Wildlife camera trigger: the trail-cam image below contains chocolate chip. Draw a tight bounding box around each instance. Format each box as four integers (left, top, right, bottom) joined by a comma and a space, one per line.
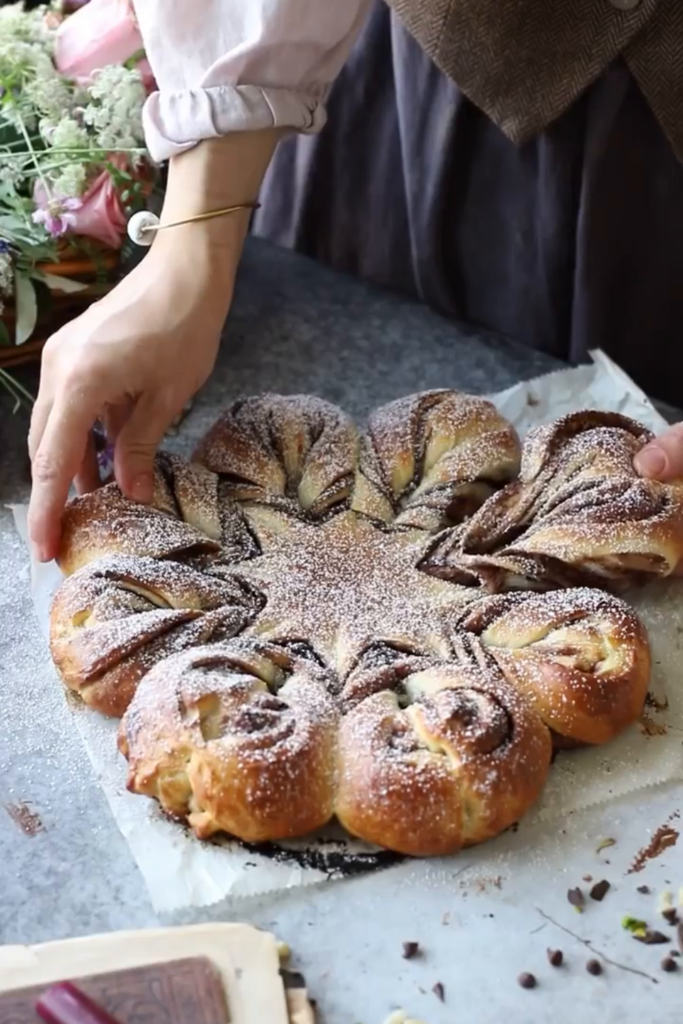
635, 930, 669, 945
586, 960, 603, 976
662, 908, 678, 925
567, 887, 585, 911
402, 941, 420, 960
661, 957, 678, 973
677, 922, 683, 954
517, 973, 537, 989
637, 885, 651, 894
547, 949, 563, 967
280, 970, 306, 989
589, 880, 611, 902
432, 982, 445, 1002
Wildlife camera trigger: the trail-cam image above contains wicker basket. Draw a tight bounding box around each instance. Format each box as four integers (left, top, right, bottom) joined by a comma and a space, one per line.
0, 248, 121, 369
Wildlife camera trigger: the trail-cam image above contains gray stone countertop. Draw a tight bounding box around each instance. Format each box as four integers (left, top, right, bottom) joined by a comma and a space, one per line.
2, 241, 680, 1024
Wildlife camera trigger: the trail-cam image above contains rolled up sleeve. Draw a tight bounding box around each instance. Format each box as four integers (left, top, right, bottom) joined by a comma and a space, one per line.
132, 0, 372, 162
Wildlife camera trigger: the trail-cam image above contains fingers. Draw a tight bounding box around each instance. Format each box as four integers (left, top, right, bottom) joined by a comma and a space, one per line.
28, 394, 99, 561
28, 400, 51, 466
103, 398, 134, 444
114, 395, 173, 503
74, 430, 101, 496
634, 423, 683, 481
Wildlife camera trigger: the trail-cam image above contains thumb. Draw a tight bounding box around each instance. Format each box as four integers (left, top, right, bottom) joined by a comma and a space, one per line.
634, 423, 683, 482
114, 397, 172, 503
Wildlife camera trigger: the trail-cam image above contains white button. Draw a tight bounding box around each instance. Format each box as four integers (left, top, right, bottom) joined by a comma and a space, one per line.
608, 0, 640, 10
127, 210, 159, 246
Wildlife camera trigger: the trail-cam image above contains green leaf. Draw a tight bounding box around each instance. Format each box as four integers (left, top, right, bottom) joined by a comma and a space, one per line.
33, 270, 89, 293
124, 48, 147, 71
622, 916, 648, 938
14, 273, 37, 345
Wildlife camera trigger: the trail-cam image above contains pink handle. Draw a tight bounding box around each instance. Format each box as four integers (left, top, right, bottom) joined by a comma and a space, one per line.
36, 982, 124, 1024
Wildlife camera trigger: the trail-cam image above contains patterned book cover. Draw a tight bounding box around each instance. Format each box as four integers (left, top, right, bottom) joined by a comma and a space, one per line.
0, 955, 229, 1023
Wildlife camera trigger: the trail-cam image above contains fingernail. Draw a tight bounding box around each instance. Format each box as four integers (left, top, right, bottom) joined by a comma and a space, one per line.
32, 543, 47, 563
635, 446, 667, 479
130, 474, 153, 502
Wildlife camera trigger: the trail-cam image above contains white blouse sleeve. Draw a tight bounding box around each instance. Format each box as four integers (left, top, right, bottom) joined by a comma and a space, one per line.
132, 0, 372, 162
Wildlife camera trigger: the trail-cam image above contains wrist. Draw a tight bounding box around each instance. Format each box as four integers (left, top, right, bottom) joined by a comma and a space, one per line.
154, 129, 281, 257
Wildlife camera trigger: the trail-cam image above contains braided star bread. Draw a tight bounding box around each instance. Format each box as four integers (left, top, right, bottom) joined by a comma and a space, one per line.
49, 392, 673, 857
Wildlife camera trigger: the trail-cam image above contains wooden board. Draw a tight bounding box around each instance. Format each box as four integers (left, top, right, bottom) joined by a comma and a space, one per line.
0, 956, 228, 1023
0, 924, 312, 1024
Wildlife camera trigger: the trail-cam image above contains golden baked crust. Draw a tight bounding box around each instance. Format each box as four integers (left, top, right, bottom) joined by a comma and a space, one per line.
350, 391, 521, 530
423, 411, 683, 589
119, 641, 339, 843
50, 555, 263, 717
457, 589, 651, 745
50, 392, 665, 856
336, 664, 552, 856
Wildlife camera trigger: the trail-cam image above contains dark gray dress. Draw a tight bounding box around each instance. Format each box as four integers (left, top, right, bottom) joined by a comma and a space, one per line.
252, 0, 683, 406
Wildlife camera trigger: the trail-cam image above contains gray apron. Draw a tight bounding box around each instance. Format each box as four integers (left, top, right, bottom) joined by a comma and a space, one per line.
252, 0, 682, 406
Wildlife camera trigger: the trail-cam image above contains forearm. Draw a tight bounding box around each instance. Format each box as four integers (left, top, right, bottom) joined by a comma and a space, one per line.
152, 128, 282, 270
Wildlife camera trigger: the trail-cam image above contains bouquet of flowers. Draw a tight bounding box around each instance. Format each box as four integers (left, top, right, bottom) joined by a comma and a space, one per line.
0, 0, 158, 409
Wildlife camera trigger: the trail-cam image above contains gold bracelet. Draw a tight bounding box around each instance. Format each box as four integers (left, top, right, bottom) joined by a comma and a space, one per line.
127, 202, 261, 246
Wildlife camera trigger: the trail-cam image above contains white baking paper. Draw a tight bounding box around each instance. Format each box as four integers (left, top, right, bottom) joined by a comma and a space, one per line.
11, 350, 683, 912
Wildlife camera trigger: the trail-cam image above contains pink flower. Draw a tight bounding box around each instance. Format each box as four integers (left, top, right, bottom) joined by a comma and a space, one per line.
32, 197, 82, 237
54, 0, 155, 91
34, 171, 127, 249
69, 170, 128, 248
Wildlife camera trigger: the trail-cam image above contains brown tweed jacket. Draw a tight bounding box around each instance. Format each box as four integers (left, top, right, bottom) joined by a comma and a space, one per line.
385, 0, 683, 161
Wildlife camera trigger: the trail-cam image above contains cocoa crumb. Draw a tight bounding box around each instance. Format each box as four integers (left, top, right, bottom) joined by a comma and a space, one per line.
635, 930, 669, 946
661, 957, 678, 973
586, 960, 603, 976
628, 816, 680, 874
637, 885, 651, 895
3, 802, 44, 837
567, 887, 585, 912
662, 908, 678, 926
547, 949, 563, 967
402, 942, 420, 960
582, 875, 593, 883
517, 973, 537, 989
432, 982, 445, 1003
590, 880, 611, 902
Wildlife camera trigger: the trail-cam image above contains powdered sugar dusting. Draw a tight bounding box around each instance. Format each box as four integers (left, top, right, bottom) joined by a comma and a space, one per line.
46, 392, 678, 856
429, 411, 683, 589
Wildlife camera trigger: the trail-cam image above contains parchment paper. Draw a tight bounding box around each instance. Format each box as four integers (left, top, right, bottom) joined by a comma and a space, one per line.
11, 350, 683, 912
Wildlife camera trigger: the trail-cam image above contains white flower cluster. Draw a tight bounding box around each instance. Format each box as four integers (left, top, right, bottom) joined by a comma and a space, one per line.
25, 57, 72, 125
0, 36, 68, 130
0, 2, 53, 51
83, 65, 146, 154
0, 250, 13, 317
39, 114, 89, 196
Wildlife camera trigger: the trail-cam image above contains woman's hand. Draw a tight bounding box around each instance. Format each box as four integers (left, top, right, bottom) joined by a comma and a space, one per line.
27, 129, 281, 563
27, 233, 232, 562
634, 424, 683, 481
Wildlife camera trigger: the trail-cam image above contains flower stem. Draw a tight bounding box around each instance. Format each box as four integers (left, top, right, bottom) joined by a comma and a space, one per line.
0, 144, 147, 155
0, 368, 35, 412
14, 111, 52, 201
